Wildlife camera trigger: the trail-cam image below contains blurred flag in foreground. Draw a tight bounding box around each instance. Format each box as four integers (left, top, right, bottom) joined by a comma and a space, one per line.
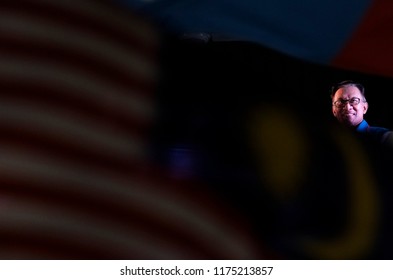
2, 0, 393, 260
0, 0, 266, 259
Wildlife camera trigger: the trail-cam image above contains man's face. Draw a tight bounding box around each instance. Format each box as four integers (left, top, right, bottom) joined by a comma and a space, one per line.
332, 85, 368, 127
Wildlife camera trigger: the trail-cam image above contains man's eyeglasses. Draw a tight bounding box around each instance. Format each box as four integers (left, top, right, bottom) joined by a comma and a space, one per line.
333, 97, 363, 108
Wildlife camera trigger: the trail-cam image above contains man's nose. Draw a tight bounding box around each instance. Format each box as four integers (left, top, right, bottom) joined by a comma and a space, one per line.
344, 101, 353, 109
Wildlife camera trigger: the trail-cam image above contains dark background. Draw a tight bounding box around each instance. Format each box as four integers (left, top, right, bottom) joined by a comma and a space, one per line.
150, 33, 393, 259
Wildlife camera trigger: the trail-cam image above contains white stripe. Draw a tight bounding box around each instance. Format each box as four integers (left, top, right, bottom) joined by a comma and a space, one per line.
0, 100, 146, 160
0, 12, 157, 82
0, 146, 259, 259
0, 57, 154, 121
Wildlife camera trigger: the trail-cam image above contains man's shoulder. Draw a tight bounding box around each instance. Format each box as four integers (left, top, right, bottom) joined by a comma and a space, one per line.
367, 125, 391, 145
367, 125, 390, 134
381, 131, 393, 147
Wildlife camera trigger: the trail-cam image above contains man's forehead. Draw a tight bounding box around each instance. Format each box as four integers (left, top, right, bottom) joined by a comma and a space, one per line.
335, 86, 362, 97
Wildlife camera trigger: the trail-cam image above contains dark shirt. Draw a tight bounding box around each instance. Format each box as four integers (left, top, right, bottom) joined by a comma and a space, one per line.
356, 119, 391, 144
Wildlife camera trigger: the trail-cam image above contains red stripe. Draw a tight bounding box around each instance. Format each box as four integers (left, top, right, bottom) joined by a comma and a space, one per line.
0, 38, 155, 95
0, 101, 147, 157
0, 230, 217, 259
0, 87, 151, 137
0, 132, 145, 174
0, 231, 126, 259
332, 0, 393, 77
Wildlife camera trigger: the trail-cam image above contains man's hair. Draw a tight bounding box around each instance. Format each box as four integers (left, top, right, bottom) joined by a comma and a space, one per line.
330, 80, 366, 100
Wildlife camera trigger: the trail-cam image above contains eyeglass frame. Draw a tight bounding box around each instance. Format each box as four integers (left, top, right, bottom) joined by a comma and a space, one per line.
332, 97, 367, 108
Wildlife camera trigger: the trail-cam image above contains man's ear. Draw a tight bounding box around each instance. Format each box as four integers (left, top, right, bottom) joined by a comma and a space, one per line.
332, 106, 338, 117
363, 102, 369, 114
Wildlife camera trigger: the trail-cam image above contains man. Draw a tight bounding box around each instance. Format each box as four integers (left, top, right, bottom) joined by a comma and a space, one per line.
331, 80, 392, 145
